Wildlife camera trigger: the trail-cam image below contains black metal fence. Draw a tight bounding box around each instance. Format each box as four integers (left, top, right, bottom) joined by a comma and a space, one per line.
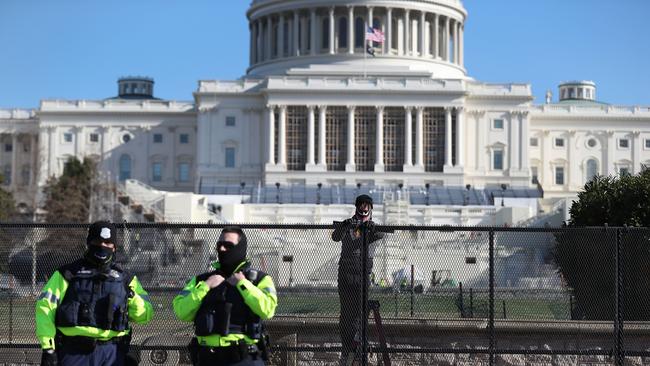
0, 223, 649, 366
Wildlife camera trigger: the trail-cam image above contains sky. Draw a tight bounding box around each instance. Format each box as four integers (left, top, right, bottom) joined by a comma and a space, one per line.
0, 0, 648, 109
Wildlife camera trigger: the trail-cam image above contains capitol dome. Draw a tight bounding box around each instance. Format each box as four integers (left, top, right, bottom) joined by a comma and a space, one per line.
246, 0, 467, 79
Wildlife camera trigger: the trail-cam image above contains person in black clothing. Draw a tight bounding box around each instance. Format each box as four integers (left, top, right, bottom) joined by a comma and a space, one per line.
331, 194, 385, 365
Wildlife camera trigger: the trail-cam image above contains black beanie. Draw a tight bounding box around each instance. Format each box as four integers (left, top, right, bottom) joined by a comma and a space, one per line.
355, 194, 373, 209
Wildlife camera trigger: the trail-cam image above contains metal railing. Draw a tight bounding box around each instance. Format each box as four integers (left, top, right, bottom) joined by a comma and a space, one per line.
0, 223, 647, 366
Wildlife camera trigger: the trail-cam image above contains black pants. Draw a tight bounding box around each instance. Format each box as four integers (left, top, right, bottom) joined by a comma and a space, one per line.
337, 267, 367, 356
197, 347, 265, 366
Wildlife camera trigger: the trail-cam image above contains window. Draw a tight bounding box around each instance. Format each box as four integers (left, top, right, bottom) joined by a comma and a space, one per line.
555, 167, 564, 185
63, 133, 73, 143
554, 138, 564, 147
493, 150, 503, 170
586, 159, 598, 182
179, 134, 189, 144
3, 166, 11, 185
225, 116, 236, 127
619, 139, 629, 148
645, 139, 650, 149
178, 163, 190, 182
89, 133, 99, 143
119, 155, 131, 181
531, 167, 538, 184
21, 166, 29, 185
152, 163, 162, 182
338, 17, 348, 49
620, 167, 630, 176
587, 138, 597, 148
493, 119, 504, 129
4, 144, 12, 152
153, 134, 163, 143
225, 147, 236, 168
122, 134, 131, 143
529, 138, 538, 147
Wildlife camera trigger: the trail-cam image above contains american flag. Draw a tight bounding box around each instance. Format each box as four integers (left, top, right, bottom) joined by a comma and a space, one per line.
365, 26, 385, 43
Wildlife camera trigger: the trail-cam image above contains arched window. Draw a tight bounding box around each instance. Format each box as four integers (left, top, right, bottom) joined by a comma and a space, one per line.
322, 18, 330, 50
338, 17, 348, 49
586, 159, 598, 183
354, 17, 364, 48
119, 154, 132, 181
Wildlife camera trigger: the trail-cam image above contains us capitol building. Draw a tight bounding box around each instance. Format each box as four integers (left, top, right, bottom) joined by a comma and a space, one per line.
2, 0, 649, 221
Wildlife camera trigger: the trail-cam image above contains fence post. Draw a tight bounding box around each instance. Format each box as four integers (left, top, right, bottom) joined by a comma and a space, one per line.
361, 224, 369, 366
410, 264, 414, 318
489, 229, 495, 366
614, 228, 623, 366
469, 288, 474, 318
458, 282, 464, 318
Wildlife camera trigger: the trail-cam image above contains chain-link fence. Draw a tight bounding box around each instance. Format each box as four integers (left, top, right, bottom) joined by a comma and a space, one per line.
0, 223, 648, 366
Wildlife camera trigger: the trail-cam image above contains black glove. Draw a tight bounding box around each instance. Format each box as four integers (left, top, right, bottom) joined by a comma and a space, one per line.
41, 349, 58, 366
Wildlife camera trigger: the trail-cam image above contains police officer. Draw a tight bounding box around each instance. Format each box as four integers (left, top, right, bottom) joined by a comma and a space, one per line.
332, 194, 385, 365
173, 226, 277, 366
35, 220, 154, 366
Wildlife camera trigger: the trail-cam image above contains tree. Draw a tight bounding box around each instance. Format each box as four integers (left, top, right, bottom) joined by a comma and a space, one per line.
0, 174, 18, 272
554, 170, 650, 320
36, 157, 113, 270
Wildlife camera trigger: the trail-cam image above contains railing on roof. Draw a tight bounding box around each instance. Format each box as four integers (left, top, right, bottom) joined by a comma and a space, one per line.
198, 183, 541, 206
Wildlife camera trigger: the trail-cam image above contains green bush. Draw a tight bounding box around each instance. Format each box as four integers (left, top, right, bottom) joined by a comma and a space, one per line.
554, 170, 650, 320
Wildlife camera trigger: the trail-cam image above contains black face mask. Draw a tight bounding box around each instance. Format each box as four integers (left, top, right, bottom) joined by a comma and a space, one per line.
217, 234, 247, 276
85, 245, 114, 267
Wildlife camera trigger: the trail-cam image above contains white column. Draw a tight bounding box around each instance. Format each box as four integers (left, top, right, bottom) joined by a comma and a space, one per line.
278, 106, 287, 167
520, 112, 529, 170
416, 107, 424, 167
455, 107, 464, 168
444, 17, 450, 61
346, 105, 355, 170
475, 112, 485, 172
404, 107, 413, 167
329, 7, 335, 54
633, 131, 641, 174
30, 134, 37, 186
403, 10, 410, 56
278, 14, 285, 58
444, 107, 453, 167
433, 14, 439, 58
419, 12, 426, 57
307, 105, 316, 166
310, 9, 317, 55
266, 106, 275, 166
10, 134, 18, 187
566, 130, 575, 189
49, 127, 59, 176
266, 17, 272, 61
374, 106, 384, 171
293, 12, 300, 56
509, 112, 519, 171
318, 106, 327, 167
454, 20, 460, 64
606, 131, 615, 175
300, 15, 308, 54
250, 23, 255, 65
256, 20, 263, 62
348, 6, 354, 54
541, 130, 550, 186
458, 24, 465, 66
75, 126, 84, 158
386, 8, 393, 54
367, 7, 373, 28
